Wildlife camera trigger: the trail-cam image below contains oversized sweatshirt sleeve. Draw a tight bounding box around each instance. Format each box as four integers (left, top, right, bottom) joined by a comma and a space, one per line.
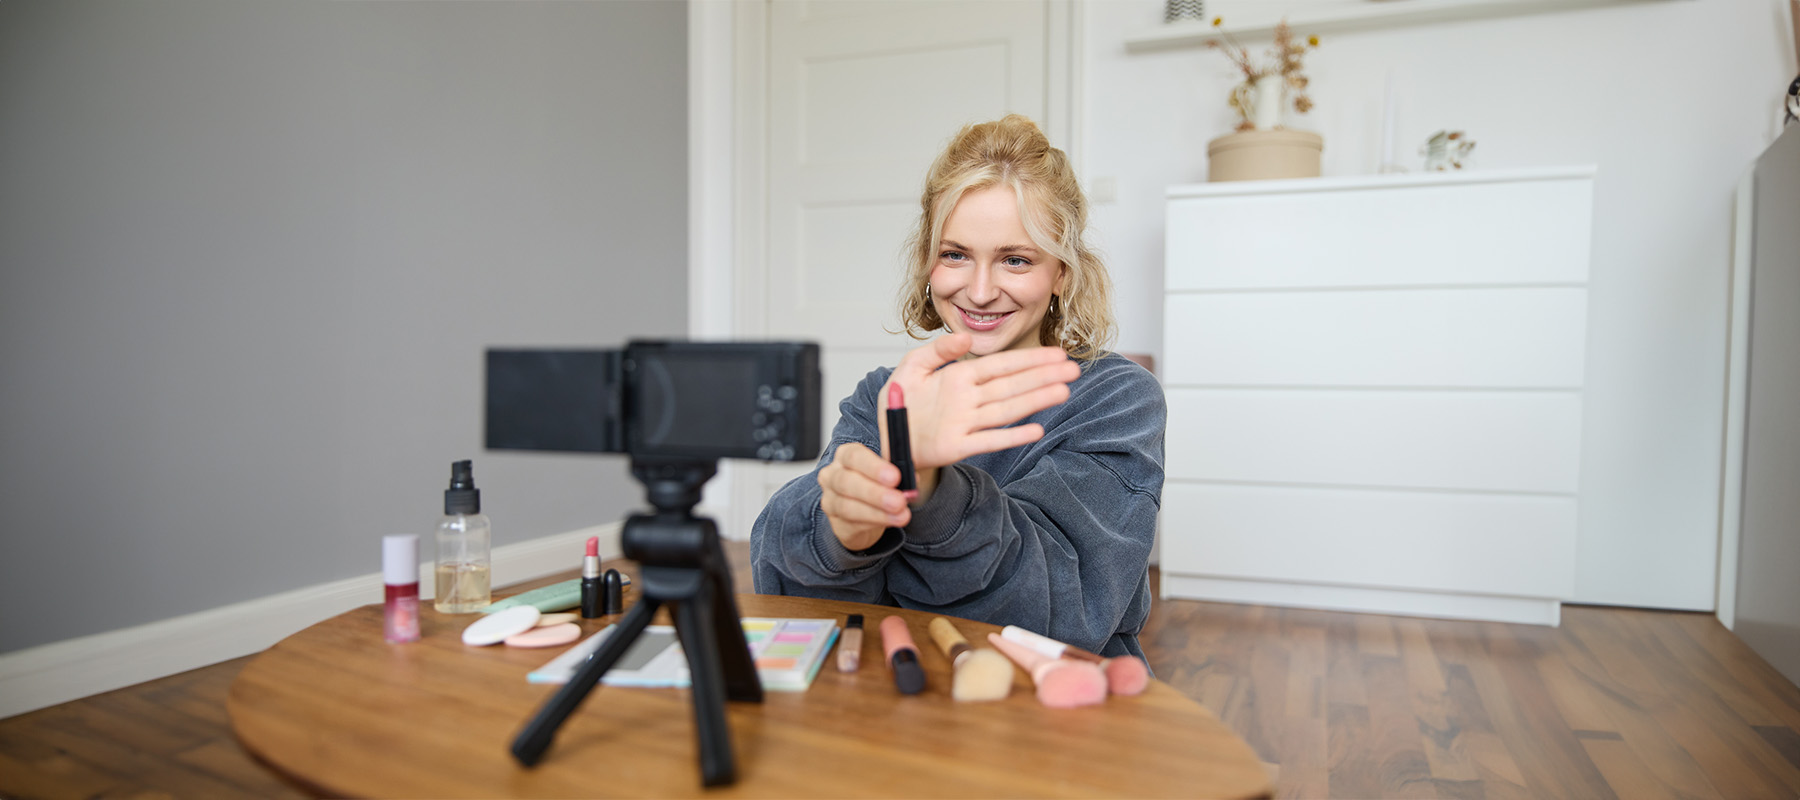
749, 367, 902, 605
883, 358, 1166, 657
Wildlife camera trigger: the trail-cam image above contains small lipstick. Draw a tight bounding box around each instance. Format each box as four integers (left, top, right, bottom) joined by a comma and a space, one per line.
886, 383, 918, 501
880, 616, 926, 694
579, 536, 602, 619
837, 614, 864, 672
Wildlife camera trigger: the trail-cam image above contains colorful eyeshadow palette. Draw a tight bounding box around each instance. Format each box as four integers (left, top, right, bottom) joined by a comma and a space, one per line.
740, 618, 839, 691
529, 618, 840, 692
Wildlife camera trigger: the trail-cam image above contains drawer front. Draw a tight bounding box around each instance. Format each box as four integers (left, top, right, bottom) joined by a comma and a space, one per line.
1163, 288, 1588, 388
1166, 177, 1594, 290
1164, 388, 1583, 494
1159, 482, 1576, 599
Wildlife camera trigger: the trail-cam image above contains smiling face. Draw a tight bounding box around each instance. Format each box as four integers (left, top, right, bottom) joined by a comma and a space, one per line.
928, 185, 1067, 356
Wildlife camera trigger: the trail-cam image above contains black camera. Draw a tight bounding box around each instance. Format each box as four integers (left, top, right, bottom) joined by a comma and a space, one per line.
483, 341, 821, 463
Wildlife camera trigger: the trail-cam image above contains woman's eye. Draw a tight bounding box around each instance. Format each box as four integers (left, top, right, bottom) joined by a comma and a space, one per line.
940, 251, 967, 263
1004, 256, 1031, 268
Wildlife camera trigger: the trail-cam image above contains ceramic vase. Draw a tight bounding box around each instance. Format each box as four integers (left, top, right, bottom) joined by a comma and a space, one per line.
1251, 74, 1285, 130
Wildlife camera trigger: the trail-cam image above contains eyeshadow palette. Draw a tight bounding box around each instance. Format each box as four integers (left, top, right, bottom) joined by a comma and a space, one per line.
529, 618, 840, 692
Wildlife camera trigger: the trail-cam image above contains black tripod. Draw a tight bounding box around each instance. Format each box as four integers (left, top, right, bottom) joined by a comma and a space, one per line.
509, 460, 763, 787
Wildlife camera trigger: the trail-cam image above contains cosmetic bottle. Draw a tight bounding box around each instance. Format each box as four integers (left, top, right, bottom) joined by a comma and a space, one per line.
434, 459, 492, 613
383, 534, 421, 643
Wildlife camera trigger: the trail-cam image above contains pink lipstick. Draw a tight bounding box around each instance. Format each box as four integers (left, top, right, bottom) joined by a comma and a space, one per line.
886, 383, 918, 500
579, 536, 602, 618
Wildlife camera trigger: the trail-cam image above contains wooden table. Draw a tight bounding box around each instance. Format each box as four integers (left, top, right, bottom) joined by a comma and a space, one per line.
229, 591, 1272, 798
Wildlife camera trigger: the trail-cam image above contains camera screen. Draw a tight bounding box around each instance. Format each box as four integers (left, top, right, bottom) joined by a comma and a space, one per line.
633, 353, 761, 455
485, 341, 818, 462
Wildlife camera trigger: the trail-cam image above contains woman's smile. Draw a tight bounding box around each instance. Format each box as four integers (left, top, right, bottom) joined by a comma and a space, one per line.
956, 306, 1014, 331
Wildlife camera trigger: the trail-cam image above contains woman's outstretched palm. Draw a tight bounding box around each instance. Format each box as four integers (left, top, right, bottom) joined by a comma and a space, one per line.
880, 333, 1079, 489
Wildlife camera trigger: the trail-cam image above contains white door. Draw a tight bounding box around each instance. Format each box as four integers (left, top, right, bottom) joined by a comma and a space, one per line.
730, 0, 1073, 535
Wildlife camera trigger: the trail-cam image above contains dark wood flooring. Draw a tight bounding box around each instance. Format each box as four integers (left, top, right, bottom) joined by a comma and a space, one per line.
3, 544, 1799, 799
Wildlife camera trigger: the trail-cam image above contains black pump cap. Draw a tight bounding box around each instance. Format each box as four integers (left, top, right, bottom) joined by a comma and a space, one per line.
445, 459, 481, 514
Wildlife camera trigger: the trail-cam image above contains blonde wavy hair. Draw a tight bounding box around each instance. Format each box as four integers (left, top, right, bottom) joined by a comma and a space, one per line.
896, 115, 1117, 361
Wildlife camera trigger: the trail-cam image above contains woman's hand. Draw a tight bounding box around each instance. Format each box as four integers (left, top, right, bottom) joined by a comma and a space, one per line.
879, 333, 1080, 501
817, 442, 909, 552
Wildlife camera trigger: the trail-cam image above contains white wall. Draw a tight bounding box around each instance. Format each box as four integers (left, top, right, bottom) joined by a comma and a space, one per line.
1083, 0, 1794, 609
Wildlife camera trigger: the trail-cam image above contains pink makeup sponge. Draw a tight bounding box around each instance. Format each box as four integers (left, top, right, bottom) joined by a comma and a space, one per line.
1103, 656, 1150, 696
987, 633, 1106, 708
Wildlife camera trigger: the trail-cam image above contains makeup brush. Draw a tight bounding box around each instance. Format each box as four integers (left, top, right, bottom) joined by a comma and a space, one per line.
1000, 625, 1150, 696
926, 618, 1013, 702
986, 633, 1107, 708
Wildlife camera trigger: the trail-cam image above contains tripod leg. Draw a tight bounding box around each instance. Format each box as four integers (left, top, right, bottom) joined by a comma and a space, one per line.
708, 568, 764, 702
672, 589, 737, 787
511, 598, 660, 766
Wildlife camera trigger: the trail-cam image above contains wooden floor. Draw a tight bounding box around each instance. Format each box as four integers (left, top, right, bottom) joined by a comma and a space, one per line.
4, 547, 1800, 799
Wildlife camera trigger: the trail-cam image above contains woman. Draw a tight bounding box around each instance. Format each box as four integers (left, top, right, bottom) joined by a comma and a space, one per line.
750, 115, 1165, 659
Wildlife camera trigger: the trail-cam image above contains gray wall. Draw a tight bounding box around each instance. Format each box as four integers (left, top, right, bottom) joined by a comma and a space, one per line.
0, 1, 688, 652
1736, 123, 1800, 687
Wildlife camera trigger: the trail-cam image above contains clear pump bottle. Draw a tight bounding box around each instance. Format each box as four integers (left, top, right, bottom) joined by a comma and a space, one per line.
434, 459, 492, 613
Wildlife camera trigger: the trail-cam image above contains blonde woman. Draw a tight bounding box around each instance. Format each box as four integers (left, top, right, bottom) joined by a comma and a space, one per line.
751, 116, 1165, 659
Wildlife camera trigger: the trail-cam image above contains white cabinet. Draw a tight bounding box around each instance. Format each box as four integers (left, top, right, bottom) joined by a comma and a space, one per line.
1159, 167, 1596, 625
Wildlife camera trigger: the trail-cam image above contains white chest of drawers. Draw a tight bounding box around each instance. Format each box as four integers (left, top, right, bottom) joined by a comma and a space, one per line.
1159, 167, 1596, 625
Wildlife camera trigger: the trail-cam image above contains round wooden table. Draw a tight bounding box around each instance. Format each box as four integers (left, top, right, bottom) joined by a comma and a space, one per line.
229, 593, 1271, 798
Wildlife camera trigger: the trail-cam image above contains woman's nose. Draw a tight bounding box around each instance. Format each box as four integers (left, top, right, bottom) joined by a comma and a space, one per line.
968, 265, 999, 304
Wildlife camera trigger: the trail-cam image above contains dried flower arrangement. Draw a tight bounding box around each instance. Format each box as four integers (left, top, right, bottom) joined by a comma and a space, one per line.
1209, 17, 1319, 131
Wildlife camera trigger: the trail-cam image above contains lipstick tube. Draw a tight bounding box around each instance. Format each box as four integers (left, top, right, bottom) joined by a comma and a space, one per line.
886, 384, 918, 500
880, 616, 926, 694
579, 536, 602, 618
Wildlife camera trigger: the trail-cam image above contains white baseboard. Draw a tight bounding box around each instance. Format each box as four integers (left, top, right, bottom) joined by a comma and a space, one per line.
0, 523, 622, 720
1161, 573, 1562, 626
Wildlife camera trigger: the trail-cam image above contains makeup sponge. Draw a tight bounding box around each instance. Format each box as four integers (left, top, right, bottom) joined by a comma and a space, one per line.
505, 623, 582, 649
462, 605, 541, 646
953, 648, 1016, 702
988, 633, 1107, 708
1103, 656, 1150, 696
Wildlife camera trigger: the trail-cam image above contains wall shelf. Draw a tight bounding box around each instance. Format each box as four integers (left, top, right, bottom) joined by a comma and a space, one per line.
1125, 0, 1677, 52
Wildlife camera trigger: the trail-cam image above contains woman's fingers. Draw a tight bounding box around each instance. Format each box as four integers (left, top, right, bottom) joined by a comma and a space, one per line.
897, 332, 972, 379
951, 423, 1047, 460
969, 359, 1080, 406
834, 442, 901, 491
972, 382, 1073, 431
961, 345, 1071, 382
818, 444, 907, 525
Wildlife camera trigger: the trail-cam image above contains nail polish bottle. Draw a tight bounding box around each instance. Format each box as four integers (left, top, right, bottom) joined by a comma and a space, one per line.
383, 534, 421, 643
434, 460, 492, 613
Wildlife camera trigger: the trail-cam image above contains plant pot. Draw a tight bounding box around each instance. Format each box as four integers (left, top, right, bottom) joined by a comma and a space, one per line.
1207, 129, 1323, 182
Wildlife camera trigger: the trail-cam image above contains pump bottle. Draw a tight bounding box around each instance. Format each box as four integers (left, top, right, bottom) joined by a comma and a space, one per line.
434, 459, 492, 613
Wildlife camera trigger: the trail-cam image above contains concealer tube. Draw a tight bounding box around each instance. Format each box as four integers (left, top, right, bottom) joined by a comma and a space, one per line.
837, 614, 864, 672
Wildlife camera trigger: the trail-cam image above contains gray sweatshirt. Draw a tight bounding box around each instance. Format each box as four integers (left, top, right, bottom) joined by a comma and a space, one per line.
750, 352, 1166, 659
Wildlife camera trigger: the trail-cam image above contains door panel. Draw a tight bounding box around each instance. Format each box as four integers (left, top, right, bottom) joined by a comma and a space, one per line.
739, 1, 1059, 524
